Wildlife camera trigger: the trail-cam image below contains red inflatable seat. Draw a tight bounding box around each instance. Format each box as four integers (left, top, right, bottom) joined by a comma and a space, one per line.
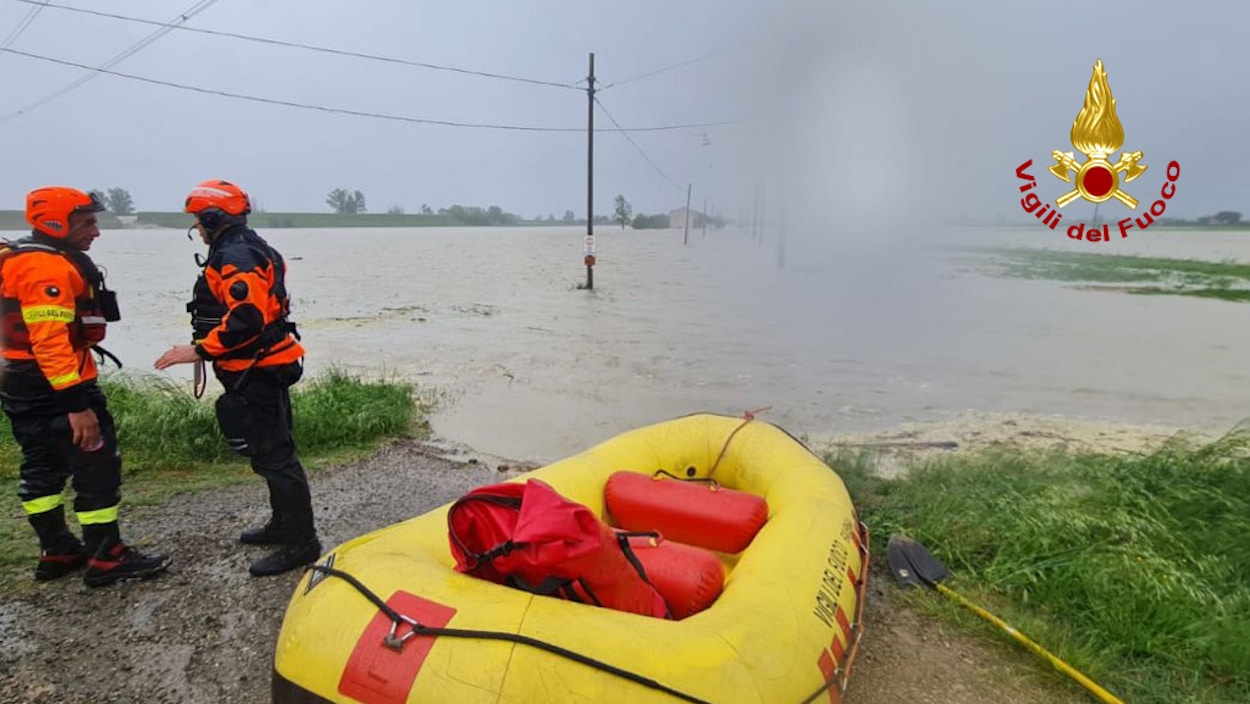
605, 471, 768, 554
620, 532, 725, 620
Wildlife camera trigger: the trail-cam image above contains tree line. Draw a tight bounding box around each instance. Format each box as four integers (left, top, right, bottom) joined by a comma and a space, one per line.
72, 185, 723, 230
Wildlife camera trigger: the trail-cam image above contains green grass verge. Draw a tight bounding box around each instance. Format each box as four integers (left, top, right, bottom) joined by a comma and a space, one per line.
971, 247, 1250, 303
831, 435, 1250, 704
0, 367, 426, 592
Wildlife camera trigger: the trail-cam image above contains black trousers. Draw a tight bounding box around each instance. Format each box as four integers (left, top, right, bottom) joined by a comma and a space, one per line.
3, 382, 122, 549
216, 363, 316, 541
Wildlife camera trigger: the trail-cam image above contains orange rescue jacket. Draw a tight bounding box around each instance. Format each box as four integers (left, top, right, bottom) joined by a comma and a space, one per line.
0, 236, 117, 410
188, 225, 303, 373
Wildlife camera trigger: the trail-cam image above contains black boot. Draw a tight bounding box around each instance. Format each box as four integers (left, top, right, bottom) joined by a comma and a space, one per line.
82, 522, 172, 588
249, 536, 322, 577
248, 507, 320, 577
29, 506, 87, 581
240, 514, 286, 545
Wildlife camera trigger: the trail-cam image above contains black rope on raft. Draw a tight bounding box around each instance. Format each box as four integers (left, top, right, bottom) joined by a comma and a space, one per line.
305, 564, 714, 704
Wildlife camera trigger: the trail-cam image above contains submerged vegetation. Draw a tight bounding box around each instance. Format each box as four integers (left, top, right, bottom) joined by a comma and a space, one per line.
0, 368, 422, 590
973, 247, 1250, 303
832, 433, 1250, 704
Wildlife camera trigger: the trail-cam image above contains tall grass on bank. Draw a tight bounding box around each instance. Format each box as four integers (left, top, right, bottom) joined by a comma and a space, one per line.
833, 434, 1250, 704
0, 368, 420, 589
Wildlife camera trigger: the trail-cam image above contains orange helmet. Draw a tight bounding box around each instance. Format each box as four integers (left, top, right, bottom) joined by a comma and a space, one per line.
184, 179, 251, 218
26, 186, 106, 238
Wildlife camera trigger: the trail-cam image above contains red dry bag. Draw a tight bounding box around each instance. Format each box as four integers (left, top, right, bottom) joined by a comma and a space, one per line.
447, 479, 670, 619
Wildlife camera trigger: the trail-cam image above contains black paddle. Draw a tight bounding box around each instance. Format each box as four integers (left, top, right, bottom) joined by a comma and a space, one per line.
886, 535, 1126, 704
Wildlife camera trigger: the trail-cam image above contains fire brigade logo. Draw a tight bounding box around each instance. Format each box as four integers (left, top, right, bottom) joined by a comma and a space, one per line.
1048, 59, 1146, 209
1015, 58, 1180, 242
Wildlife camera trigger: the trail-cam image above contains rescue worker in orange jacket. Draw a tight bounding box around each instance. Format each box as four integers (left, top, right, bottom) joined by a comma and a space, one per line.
154, 179, 321, 577
2, 186, 171, 587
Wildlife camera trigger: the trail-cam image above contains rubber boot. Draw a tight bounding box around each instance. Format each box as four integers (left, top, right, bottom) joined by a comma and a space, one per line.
249, 510, 321, 577
240, 514, 286, 545
82, 522, 172, 588
29, 506, 87, 581
241, 485, 286, 544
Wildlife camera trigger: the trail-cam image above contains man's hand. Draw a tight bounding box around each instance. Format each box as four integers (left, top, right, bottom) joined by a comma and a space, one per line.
154, 344, 200, 370
68, 409, 101, 451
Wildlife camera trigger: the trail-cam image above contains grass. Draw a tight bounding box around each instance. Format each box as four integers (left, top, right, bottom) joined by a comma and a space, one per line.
0, 367, 425, 591
974, 247, 1250, 303
831, 434, 1250, 704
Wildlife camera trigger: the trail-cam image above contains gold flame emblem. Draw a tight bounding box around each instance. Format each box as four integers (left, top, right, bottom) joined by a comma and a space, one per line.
1048, 59, 1147, 208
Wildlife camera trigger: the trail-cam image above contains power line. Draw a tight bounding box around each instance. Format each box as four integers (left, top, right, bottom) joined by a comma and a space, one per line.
8, 0, 581, 91
598, 47, 737, 92
0, 45, 748, 133
594, 96, 683, 191
2, 0, 221, 120
0, 0, 47, 49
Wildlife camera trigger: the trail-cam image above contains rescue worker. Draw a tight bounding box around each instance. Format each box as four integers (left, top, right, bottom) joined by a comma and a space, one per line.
2, 186, 171, 587
153, 179, 321, 577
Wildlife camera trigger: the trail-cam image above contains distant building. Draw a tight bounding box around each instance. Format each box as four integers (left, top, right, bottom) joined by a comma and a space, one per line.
667, 207, 707, 229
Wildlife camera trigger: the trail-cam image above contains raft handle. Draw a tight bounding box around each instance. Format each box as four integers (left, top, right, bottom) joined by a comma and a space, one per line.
384, 614, 421, 652
652, 469, 721, 491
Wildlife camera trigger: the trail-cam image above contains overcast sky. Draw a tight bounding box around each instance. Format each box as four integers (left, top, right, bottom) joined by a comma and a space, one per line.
0, 0, 1245, 224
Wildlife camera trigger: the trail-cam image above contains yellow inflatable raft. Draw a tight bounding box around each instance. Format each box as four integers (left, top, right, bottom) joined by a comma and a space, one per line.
273, 412, 870, 704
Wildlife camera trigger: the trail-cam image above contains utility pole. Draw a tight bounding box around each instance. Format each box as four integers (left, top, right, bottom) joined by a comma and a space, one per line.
777, 192, 787, 270
683, 183, 692, 246
702, 196, 707, 238
758, 183, 766, 246
751, 182, 760, 241
583, 52, 596, 290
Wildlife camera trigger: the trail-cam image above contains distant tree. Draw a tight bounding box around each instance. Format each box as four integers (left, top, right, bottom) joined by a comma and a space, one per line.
1212, 210, 1242, 225
105, 187, 134, 215
421, 203, 433, 215
613, 195, 633, 230
562, 210, 575, 222
326, 188, 350, 214
386, 204, 405, 215
547, 214, 555, 222
487, 205, 504, 224
326, 188, 367, 214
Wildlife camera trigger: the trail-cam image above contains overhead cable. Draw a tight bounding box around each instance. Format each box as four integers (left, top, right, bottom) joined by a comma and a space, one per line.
8, 0, 580, 91
1, 45, 749, 133
1, 0, 222, 120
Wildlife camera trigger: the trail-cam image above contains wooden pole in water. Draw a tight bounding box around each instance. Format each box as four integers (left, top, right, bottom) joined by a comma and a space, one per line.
778, 197, 786, 269
584, 52, 596, 290
751, 182, 760, 241
683, 183, 692, 246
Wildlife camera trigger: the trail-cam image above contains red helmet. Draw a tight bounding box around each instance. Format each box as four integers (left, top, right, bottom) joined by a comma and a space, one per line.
26, 186, 106, 238
184, 179, 251, 217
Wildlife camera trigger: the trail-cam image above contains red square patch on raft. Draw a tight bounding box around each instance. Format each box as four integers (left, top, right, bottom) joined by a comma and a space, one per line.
338, 591, 457, 704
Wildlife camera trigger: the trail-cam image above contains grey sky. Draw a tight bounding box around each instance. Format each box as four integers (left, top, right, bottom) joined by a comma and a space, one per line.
0, 0, 1245, 224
